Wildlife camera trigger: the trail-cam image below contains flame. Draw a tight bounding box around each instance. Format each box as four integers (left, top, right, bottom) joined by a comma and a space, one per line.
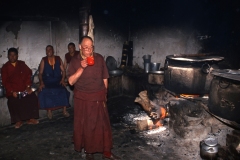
147, 107, 166, 130
148, 119, 163, 130
160, 107, 166, 120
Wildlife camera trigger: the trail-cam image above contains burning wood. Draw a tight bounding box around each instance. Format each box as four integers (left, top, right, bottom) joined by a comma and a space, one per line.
135, 90, 167, 130
134, 90, 153, 116
135, 90, 167, 120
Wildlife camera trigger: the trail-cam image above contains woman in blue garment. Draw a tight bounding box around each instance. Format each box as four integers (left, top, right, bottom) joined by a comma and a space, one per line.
38, 45, 70, 119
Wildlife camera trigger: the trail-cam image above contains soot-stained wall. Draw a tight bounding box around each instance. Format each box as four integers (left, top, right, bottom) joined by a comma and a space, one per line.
0, 0, 239, 126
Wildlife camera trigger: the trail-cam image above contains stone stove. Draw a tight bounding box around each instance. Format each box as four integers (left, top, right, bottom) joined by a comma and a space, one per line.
131, 72, 240, 159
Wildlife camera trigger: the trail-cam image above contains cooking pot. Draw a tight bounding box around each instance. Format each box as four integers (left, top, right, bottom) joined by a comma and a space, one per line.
164, 54, 224, 95
200, 137, 219, 160
208, 69, 240, 123
148, 71, 164, 85
150, 62, 160, 71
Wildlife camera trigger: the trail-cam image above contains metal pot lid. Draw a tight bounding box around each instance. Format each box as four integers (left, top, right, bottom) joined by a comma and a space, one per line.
106, 56, 117, 71
204, 137, 218, 146
166, 54, 224, 62
211, 69, 240, 81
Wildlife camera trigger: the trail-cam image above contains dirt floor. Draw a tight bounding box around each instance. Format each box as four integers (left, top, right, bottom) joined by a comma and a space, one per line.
0, 96, 233, 160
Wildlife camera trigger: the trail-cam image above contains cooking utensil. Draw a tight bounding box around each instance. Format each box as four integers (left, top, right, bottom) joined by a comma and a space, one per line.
144, 63, 150, 73
108, 69, 123, 76
200, 137, 219, 159
142, 55, 151, 63
148, 71, 164, 74
208, 70, 240, 123
164, 54, 224, 94
106, 56, 117, 71
150, 62, 160, 71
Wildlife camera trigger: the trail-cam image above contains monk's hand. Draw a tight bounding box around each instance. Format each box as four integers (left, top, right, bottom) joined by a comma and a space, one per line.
12, 92, 17, 98
39, 83, 45, 92
26, 86, 32, 94
80, 59, 88, 70
60, 79, 66, 87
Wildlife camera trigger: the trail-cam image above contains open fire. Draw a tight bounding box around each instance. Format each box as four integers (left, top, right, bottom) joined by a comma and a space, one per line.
134, 90, 169, 131
130, 54, 240, 159
133, 85, 239, 159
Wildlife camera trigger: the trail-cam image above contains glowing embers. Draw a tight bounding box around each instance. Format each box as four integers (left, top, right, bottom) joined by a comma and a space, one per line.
135, 107, 167, 131
179, 94, 200, 99
175, 94, 209, 100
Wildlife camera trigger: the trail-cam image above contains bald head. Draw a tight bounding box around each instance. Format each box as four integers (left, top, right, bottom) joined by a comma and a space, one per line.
79, 36, 94, 58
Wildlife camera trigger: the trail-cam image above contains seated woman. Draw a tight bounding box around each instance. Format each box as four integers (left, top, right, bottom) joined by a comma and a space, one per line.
38, 45, 70, 119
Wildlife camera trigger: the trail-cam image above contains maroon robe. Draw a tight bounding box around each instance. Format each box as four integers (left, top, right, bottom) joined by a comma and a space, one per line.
1, 60, 39, 123
68, 53, 112, 153
65, 51, 79, 90
65, 51, 79, 64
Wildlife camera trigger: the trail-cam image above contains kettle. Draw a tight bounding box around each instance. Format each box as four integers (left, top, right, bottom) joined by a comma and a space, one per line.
200, 137, 219, 160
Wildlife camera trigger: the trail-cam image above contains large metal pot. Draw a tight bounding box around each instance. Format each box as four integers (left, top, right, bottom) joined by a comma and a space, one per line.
208, 69, 240, 123
164, 54, 224, 94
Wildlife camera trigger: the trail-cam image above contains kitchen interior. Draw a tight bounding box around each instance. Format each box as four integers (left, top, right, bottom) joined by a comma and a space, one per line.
0, 0, 240, 159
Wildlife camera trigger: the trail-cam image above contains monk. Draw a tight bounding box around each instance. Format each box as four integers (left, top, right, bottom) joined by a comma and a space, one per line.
68, 36, 120, 160
38, 45, 70, 119
1, 47, 39, 129
63, 42, 79, 90
63, 42, 79, 70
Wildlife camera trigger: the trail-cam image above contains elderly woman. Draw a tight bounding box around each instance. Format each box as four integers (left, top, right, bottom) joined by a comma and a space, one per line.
38, 45, 70, 119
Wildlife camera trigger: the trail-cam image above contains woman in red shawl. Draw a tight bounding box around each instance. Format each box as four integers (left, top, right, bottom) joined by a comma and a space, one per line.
68, 36, 120, 160
1, 48, 39, 129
